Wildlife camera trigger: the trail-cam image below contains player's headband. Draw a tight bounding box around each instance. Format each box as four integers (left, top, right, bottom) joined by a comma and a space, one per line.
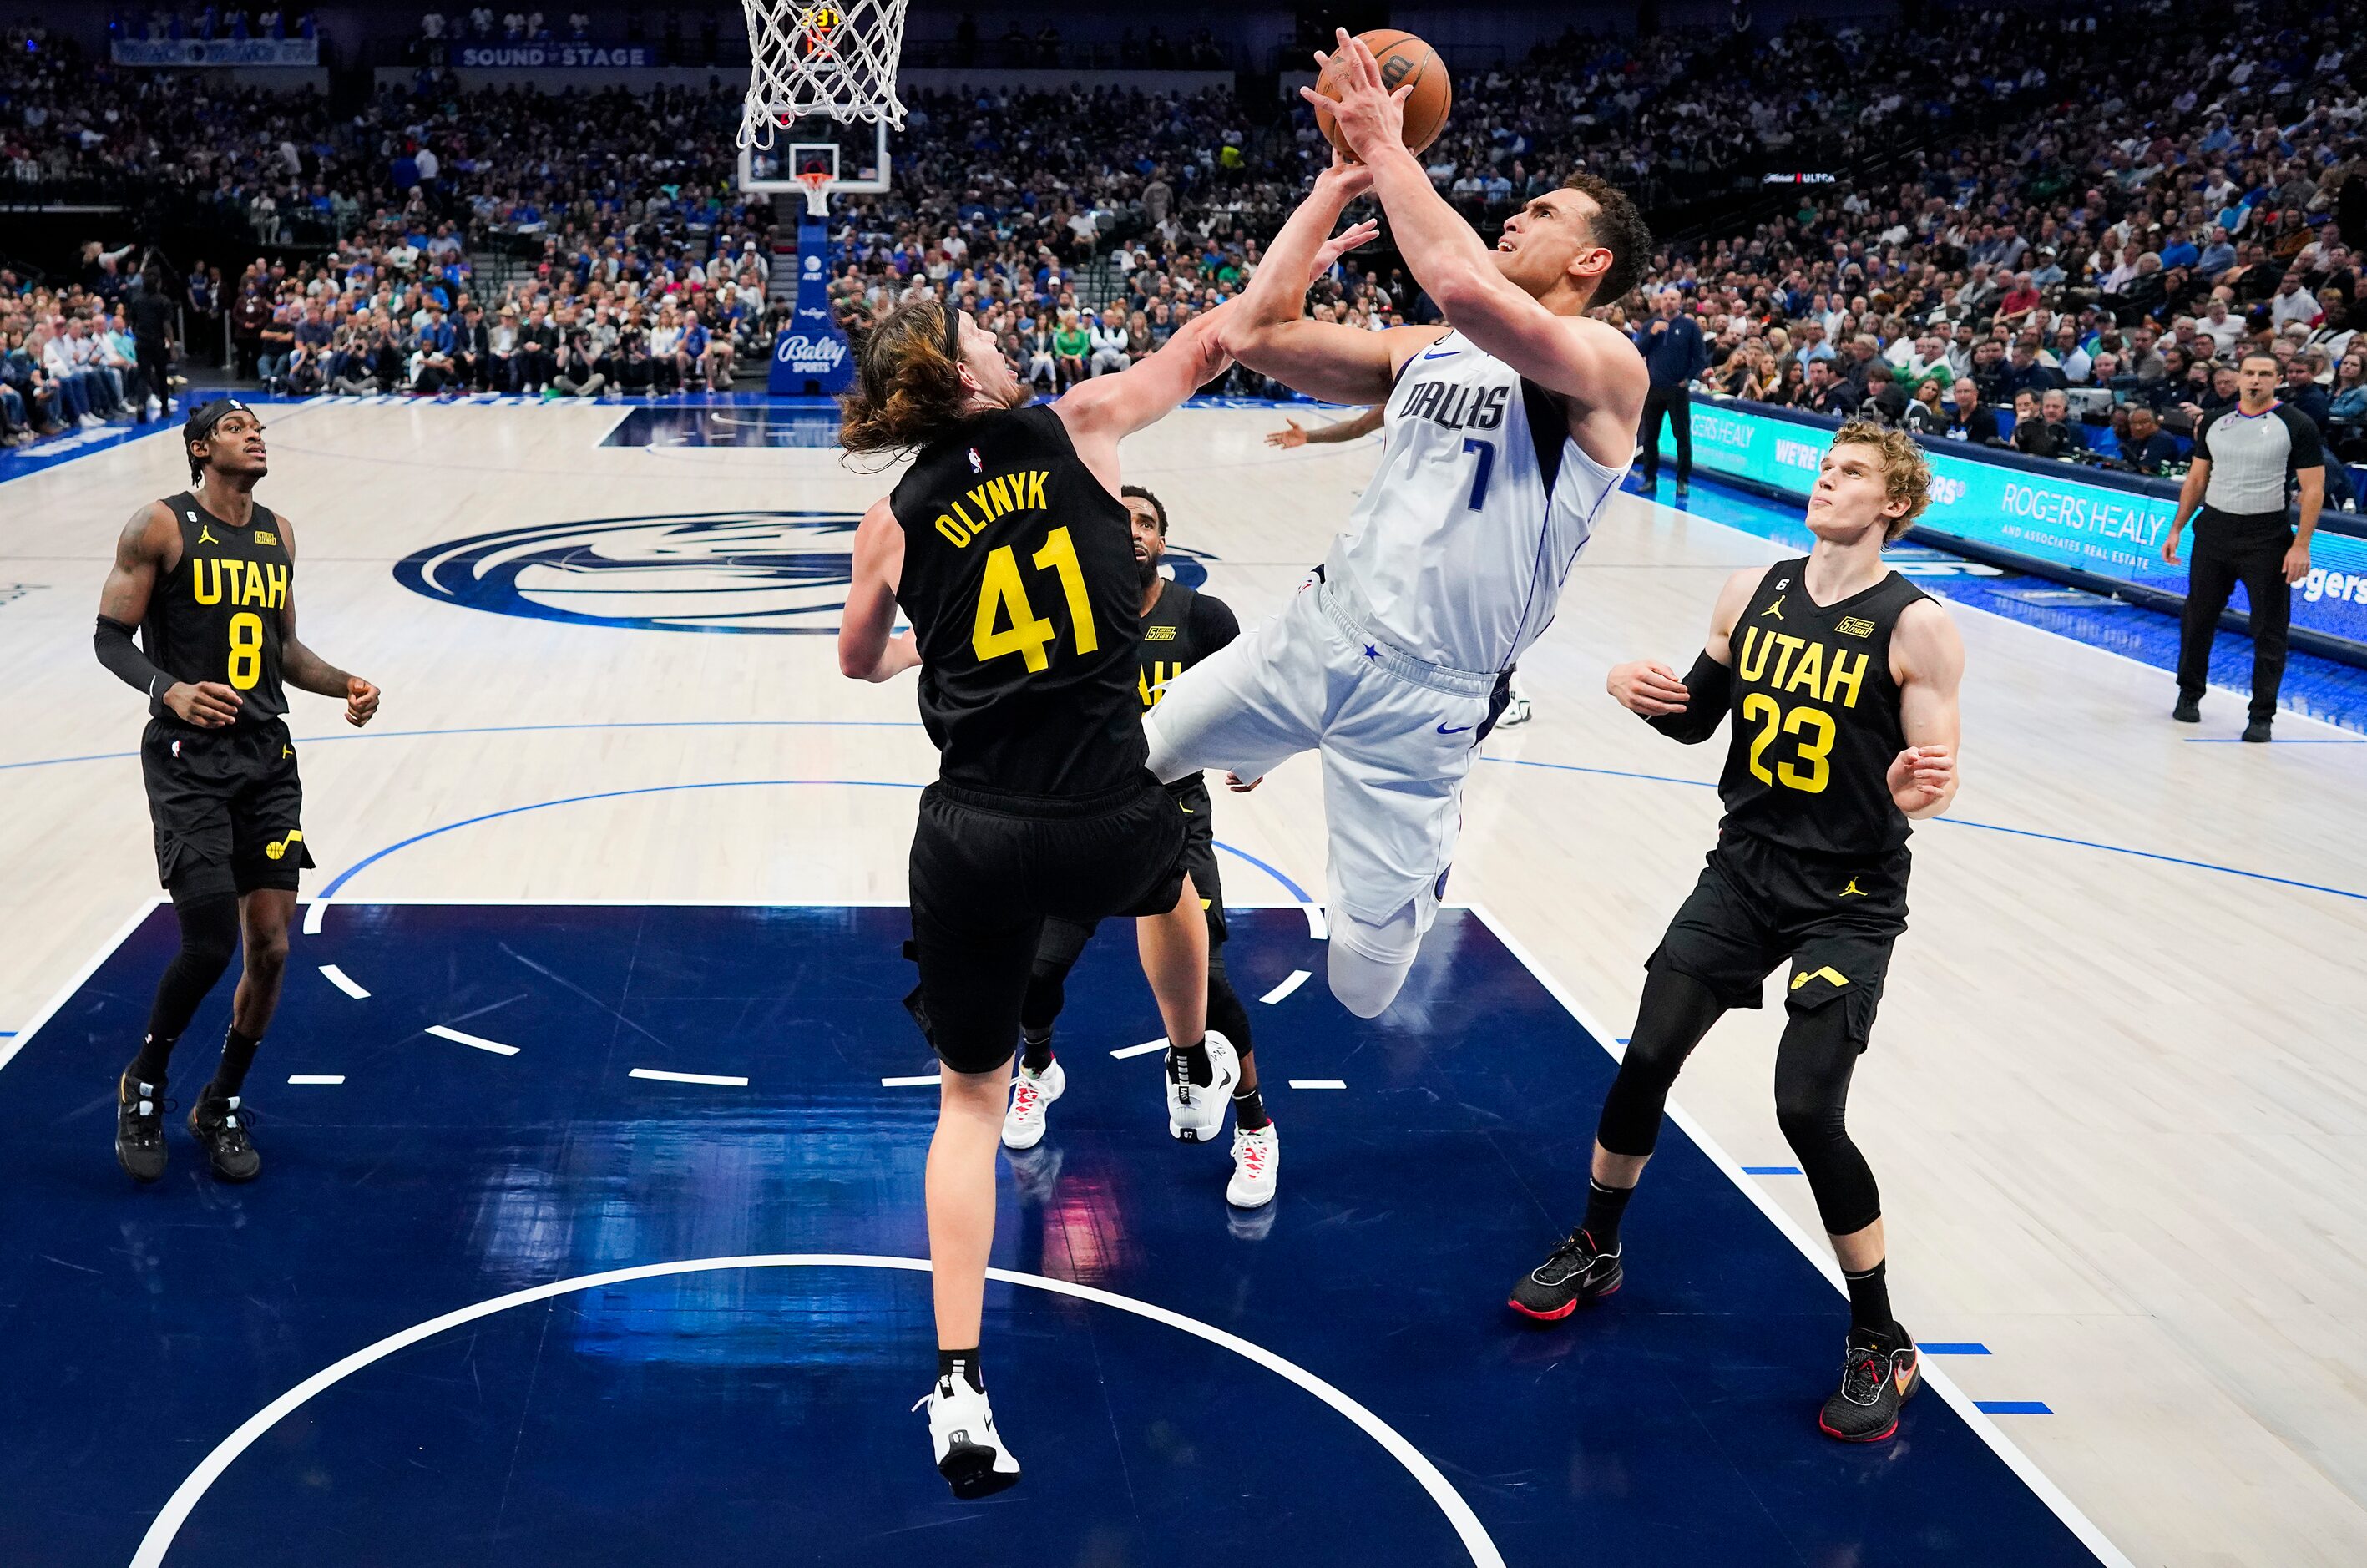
182, 397, 255, 448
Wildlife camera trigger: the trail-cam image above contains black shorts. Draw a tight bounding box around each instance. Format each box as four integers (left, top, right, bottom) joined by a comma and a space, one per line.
1035, 777, 1225, 969
908, 773, 1191, 1075
141, 718, 315, 903
1646, 829, 1910, 1044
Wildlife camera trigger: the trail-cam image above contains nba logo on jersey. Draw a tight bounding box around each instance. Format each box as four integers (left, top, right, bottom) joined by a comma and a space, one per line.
967, 448, 983, 473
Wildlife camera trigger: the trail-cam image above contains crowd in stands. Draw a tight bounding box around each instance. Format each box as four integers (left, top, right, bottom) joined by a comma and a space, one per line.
4, 0, 2365, 484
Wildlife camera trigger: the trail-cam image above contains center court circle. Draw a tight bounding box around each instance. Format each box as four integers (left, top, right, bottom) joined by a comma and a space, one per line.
129, 1253, 1505, 1568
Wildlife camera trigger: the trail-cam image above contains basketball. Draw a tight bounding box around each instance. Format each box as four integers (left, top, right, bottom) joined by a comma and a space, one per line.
1312, 30, 1453, 160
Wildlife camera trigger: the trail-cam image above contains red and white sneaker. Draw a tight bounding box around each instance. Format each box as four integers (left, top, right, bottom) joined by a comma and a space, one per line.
1001, 1059, 1064, 1151
1226, 1122, 1278, 1209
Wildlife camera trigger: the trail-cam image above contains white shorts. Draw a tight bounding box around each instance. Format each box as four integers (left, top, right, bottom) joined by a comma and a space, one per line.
1143, 580, 1501, 936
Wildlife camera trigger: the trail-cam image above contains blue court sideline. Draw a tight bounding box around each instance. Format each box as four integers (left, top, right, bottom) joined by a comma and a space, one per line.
0, 903, 2107, 1566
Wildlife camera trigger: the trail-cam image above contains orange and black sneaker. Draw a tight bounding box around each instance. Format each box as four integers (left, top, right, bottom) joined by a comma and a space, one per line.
1508, 1228, 1623, 1322
1819, 1324, 1921, 1443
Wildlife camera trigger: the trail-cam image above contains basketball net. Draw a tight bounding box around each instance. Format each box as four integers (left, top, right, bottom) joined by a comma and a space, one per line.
797, 167, 833, 218
739, 0, 908, 145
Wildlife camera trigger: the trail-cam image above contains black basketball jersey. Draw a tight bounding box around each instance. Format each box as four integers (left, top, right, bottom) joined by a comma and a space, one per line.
141, 491, 292, 729
1717, 558, 1930, 857
1137, 578, 1240, 797
889, 404, 1145, 797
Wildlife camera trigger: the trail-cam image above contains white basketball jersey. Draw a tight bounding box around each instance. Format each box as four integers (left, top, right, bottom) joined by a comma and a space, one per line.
1323, 330, 1626, 673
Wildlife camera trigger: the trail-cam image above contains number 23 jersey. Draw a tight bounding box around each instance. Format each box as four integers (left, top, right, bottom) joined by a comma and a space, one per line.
1717, 559, 1930, 857
889, 404, 1146, 797
142, 490, 291, 729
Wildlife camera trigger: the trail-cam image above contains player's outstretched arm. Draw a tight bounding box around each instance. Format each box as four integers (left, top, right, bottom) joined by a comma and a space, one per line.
1887, 599, 1964, 819
1222, 156, 1414, 404
1317, 31, 1646, 464
1057, 217, 1381, 484
1614, 565, 1760, 742
273, 517, 380, 726
94, 503, 242, 728
838, 498, 919, 683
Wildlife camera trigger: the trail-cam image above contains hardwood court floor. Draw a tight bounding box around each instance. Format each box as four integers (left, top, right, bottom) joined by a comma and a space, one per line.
4, 399, 2365, 1565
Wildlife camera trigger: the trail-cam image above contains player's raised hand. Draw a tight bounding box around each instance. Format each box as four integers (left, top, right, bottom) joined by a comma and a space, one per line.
1309, 217, 1382, 281
1886, 743, 1955, 813
1311, 149, 1376, 205
344, 675, 380, 728
1266, 418, 1308, 448
1607, 660, 1690, 716
164, 680, 241, 728
1305, 29, 1413, 162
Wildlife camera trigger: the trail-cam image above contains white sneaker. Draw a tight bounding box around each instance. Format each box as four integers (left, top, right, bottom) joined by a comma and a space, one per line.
915, 1374, 1021, 1498
145, 396, 163, 416
1166, 1029, 1239, 1143
1001, 1057, 1064, 1151
79, 412, 104, 428
1226, 1121, 1279, 1209
1497, 693, 1534, 727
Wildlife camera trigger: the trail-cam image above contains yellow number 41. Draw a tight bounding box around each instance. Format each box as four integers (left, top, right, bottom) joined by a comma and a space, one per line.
972, 527, 1100, 673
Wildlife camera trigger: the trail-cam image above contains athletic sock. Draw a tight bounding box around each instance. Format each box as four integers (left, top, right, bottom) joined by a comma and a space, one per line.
938, 1346, 985, 1393
129, 1034, 176, 1087
205, 1027, 262, 1101
1019, 1027, 1054, 1075
1581, 1176, 1636, 1251
1842, 1259, 1894, 1340
1171, 1036, 1211, 1088
1232, 1082, 1269, 1131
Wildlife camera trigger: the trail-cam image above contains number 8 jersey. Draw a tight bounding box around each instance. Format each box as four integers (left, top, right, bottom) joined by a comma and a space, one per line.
142, 490, 291, 728
1718, 559, 1931, 857
889, 404, 1148, 797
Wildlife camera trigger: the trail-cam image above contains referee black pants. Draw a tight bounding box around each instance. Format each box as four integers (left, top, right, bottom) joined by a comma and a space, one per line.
2177, 509, 2293, 722
136, 337, 172, 416
1639, 383, 1692, 485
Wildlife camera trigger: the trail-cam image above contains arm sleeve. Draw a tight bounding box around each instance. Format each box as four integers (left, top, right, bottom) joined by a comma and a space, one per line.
1191, 592, 1241, 655
1642, 648, 1735, 745
94, 615, 172, 701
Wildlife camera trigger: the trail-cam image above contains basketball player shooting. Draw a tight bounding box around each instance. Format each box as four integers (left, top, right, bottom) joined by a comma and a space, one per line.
1148, 30, 1651, 1016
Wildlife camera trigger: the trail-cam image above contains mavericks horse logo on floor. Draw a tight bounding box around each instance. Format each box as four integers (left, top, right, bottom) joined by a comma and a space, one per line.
397, 509, 1209, 635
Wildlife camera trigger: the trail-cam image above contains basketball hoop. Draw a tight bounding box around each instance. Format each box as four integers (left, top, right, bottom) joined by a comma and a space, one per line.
739, 0, 909, 146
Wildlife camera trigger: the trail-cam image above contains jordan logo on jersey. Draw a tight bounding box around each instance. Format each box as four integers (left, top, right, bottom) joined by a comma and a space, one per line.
1839, 877, 1867, 898
1761, 594, 1785, 620
199, 524, 219, 545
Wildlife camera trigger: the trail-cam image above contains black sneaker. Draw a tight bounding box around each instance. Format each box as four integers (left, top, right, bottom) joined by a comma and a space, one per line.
1508, 1228, 1623, 1321
2172, 696, 2201, 723
115, 1071, 168, 1184
1818, 1324, 1921, 1443
2243, 717, 2273, 743
187, 1095, 261, 1182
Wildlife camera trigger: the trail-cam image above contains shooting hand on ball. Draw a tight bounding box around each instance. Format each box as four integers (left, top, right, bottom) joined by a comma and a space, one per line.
1305, 28, 1413, 163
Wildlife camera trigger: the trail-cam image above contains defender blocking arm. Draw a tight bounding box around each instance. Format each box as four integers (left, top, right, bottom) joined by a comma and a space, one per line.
273, 518, 379, 726
1221, 158, 1425, 405
838, 498, 920, 683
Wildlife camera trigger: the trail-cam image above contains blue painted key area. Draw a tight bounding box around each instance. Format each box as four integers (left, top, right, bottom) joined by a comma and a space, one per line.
0, 904, 2106, 1565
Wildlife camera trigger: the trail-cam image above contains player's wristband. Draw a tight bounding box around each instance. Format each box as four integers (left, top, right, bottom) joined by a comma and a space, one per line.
94, 615, 173, 701
1643, 649, 1733, 745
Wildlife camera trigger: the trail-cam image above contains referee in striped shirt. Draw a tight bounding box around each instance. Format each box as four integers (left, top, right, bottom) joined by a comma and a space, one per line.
2162, 352, 2324, 743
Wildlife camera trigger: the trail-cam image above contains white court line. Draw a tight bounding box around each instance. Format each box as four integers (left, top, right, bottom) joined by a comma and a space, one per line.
1464, 903, 2136, 1568
879, 1073, 941, 1087
286, 1075, 346, 1085
630, 1068, 750, 1087
1109, 1038, 1168, 1060
126, 1254, 1506, 1568
316, 964, 369, 999
1305, 903, 1328, 940
1259, 969, 1312, 1004
300, 898, 326, 936
1288, 1079, 1348, 1090
0, 898, 159, 1077
424, 1024, 519, 1057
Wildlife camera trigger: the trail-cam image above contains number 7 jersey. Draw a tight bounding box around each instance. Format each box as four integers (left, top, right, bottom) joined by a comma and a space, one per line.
1718, 559, 1932, 857
1326, 330, 1628, 674
888, 404, 1149, 797
142, 490, 292, 728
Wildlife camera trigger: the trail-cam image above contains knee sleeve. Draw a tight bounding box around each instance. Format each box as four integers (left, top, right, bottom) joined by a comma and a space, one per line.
1205, 945, 1253, 1051
1020, 918, 1092, 1033
1773, 1004, 1881, 1236
1326, 900, 1421, 1019
1596, 968, 1725, 1157
146, 894, 242, 1043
